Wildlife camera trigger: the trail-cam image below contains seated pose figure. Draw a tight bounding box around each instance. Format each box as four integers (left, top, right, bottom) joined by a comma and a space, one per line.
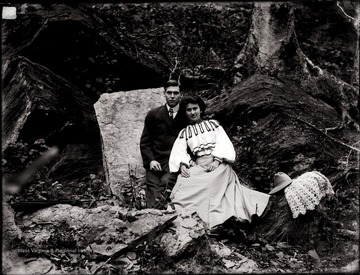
169, 95, 270, 228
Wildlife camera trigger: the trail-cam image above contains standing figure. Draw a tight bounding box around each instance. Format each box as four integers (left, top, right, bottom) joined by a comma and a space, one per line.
169, 95, 270, 228
140, 80, 188, 209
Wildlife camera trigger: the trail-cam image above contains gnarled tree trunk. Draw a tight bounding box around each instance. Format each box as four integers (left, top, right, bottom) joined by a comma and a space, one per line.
208, 2, 359, 243
224, 2, 359, 130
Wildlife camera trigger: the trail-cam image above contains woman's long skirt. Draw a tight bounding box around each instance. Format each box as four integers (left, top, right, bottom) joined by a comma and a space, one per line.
170, 155, 270, 228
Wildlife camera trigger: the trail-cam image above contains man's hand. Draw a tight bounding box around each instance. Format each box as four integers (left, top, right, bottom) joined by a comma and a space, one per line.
180, 164, 190, 178
150, 160, 162, 172
206, 160, 220, 172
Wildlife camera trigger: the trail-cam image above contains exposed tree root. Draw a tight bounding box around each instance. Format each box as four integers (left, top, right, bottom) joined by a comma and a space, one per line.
225, 2, 359, 132
288, 115, 360, 153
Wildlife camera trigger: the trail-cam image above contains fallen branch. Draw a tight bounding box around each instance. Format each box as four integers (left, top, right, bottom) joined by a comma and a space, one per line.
9, 200, 78, 212
87, 194, 97, 209
43, 264, 54, 274
289, 115, 360, 153
336, 1, 356, 21
346, 141, 360, 166
92, 257, 111, 274
109, 214, 177, 261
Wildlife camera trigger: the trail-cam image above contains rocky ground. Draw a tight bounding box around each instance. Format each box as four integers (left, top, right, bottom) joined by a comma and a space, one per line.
3, 139, 359, 274
2, 2, 359, 274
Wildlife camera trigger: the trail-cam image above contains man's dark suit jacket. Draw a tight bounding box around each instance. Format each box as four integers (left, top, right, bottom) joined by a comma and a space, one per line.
140, 105, 188, 172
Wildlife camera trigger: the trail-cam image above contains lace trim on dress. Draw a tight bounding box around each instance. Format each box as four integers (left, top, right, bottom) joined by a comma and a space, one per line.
179, 120, 220, 140
193, 142, 216, 155
199, 123, 205, 133
209, 120, 220, 130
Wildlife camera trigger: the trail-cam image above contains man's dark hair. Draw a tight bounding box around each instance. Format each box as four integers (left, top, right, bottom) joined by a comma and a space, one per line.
180, 95, 207, 116
164, 79, 180, 91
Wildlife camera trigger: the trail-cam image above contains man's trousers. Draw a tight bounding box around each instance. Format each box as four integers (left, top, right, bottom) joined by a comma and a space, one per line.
145, 170, 177, 209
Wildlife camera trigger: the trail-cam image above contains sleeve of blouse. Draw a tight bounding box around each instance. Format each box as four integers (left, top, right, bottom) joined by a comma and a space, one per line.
212, 125, 236, 163
169, 130, 192, 172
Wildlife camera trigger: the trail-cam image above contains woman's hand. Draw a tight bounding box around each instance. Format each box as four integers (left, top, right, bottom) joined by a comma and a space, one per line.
180, 164, 190, 178
206, 160, 220, 172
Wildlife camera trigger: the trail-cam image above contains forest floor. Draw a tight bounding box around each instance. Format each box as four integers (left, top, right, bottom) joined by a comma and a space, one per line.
5, 140, 359, 274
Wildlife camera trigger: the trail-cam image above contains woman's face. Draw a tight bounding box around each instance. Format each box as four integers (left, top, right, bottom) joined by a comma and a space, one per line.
186, 103, 201, 123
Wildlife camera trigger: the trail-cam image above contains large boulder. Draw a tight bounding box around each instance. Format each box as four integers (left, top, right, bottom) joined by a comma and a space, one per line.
3, 251, 60, 275
18, 205, 177, 257
3, 203, 22, 246
94, 88, 165, 201
3, 204, 178, 274
159, 211, 207, 258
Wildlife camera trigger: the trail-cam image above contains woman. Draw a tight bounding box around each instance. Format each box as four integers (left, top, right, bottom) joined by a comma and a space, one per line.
168, 95, 270, 228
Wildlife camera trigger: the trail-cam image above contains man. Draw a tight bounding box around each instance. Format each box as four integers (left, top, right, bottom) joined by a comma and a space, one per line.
140, 80, 188, 209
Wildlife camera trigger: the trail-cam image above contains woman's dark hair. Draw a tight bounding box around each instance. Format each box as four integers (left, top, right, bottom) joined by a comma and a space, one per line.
180, 95, 207, 117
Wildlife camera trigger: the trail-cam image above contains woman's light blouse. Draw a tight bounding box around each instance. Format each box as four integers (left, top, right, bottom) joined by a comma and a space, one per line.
169, 119, 236, 172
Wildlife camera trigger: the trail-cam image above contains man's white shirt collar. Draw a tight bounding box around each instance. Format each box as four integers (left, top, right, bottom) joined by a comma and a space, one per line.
166, 104, 179, 113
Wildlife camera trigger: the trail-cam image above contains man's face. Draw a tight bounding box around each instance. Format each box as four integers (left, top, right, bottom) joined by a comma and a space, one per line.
164, 86, 181, 107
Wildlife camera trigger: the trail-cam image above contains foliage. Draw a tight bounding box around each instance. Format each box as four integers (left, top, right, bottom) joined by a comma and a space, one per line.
2, 139, 50, 179
295, 2, 357, 84
120, 166, 147, 210
3, 139, 106, 205
93, 3, 251, 84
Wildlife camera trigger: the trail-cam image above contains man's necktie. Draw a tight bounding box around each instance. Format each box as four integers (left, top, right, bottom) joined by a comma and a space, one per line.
169, 108, 174, 119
